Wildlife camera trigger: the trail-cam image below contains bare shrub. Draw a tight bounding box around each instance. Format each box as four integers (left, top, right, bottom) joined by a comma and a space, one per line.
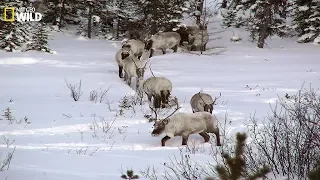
2, 135, 15, 148
67, 146, 102, 156
65, 79, 83, 101
140, 165, 159, 180
163, 148, 206, 180
245, 84, 320, 179
0, 147, 16, 171
89, 114, 117, 142
89, 90, 98, 102
119, 95, 134, 110
98, 87, 110, 103
89, 87, 111, 103
140, 147, 208, 180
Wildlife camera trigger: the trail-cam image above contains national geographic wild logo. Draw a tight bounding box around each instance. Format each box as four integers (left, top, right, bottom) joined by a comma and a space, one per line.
3, 6, 42, 22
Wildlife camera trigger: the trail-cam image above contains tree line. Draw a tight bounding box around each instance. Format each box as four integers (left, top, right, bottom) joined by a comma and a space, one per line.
0, 0, 319, 52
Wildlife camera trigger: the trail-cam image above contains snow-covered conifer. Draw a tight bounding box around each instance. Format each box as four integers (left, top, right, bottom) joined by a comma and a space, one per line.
27, 22, 53, 53
294, 0, 320, 43
0, 0, 31, 52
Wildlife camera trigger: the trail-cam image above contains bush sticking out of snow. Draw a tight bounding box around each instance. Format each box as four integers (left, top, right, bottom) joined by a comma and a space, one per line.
0, 146, 16, 171
246, 85, 320, 179
0, 107, 30, 125
89, 87, 111, 103
1, 107, 14, 123
64, 79, 83, 101
120, 169, 139, 179
89, 115, 117, 143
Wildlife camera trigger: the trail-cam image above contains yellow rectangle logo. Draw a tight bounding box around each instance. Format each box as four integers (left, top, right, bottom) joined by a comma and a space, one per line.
3, 7, 15, 22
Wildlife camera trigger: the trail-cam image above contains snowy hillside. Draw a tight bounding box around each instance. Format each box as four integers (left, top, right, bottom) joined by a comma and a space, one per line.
1, 27, 320, 180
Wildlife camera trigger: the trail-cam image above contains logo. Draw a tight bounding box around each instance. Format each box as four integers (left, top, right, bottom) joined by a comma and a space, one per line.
3, 6, 42, 22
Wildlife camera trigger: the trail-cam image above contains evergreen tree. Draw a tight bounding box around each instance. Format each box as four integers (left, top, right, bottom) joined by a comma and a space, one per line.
294, 0, 320, 43
136, 0, 185, 35
248, 0, 290, 48
76, 0, 139, 39
0, 0, 31, 52
42, 0, 60, 25
222, 0, 256, 29
222, 9, 237, 28
27, 23, 53, 53
184, 0, 205, 25
309, 159, 320, 180
42, 0, 81, 28
206, 133, 271, 180
121, 169, 139, 179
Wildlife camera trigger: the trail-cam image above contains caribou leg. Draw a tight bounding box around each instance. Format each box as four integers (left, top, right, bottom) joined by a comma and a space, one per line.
182, 135, 189, 145
118, 65, 123, 78
199, 132, 210, 143
172, 44, 178, 52
161, 136, 171, 146
149, 49, 154, 58
215, 129, 221, 146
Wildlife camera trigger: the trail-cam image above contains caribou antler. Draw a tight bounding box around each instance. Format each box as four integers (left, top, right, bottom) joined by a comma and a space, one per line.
198, 91, 207, 105
149, 64, 156, 77
130, 57, 138, 68
163, 97, 180, 120
149, 105, 158, 122
143, 59, 150, 69
149, 97, 180, 122
212, 92, 222, 105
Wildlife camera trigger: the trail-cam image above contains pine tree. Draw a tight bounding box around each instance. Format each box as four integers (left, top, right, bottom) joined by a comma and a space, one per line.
294, 0, 320, 43
42, 0, 81, 28
27, 23, 53, 53
121, 169, 139, 179
309, 159, 320, 180
248, 0, 290, 48
222, 9, 237, 28
42, 0, 60, 25
221, 0, 256, 29
206, 132, 271, 180
0, 0, 31, 52
75, 0, 139, 39
136, 0, 185, 35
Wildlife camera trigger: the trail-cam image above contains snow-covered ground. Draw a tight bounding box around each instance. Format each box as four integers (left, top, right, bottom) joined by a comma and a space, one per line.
1, 26, 320, 180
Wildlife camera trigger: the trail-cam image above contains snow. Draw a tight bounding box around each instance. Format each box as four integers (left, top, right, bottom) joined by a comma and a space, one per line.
0, 57, 39, 65
230, 33, 242, 41
76, 36, 89, 41
314, 35, 320, 44
297, 32, 317, 43
1, 22, 320, 180
298, 5, 309, 11
92, 15, 100, 23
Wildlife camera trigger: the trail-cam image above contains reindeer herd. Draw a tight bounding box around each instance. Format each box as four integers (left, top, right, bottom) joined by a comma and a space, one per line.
114, 24, 222, 147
